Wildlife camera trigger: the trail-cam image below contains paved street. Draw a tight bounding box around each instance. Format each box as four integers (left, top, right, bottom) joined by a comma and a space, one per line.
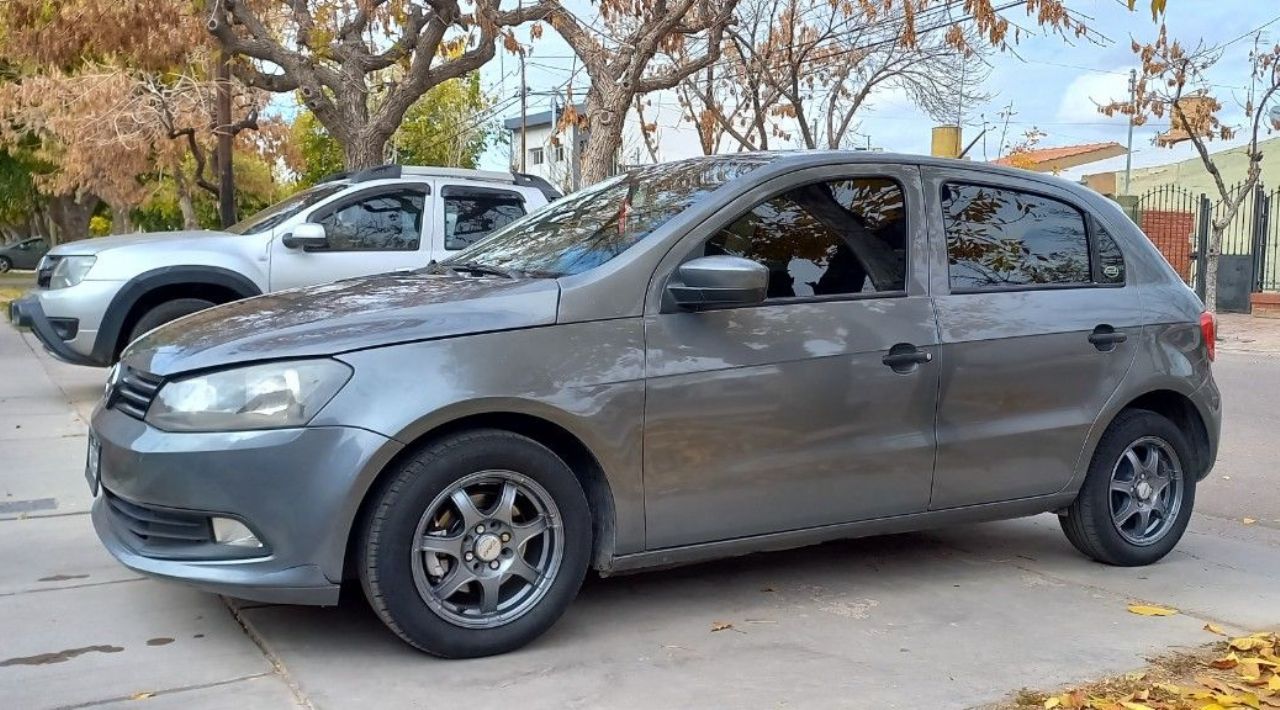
2, 322, 1279, 709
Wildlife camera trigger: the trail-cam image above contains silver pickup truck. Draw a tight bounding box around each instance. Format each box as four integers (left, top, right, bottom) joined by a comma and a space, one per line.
11, 165, 559, 367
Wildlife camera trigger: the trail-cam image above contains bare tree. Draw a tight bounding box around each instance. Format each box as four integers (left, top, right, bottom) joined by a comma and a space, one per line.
1103, 27, 1280, 311
676, 0, 990, 154
541, 0, 739, 184
206, 0, 549, 169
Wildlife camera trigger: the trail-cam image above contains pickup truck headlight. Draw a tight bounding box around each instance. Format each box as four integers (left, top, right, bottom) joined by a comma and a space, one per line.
145, 360, 352, 432
49, 256, 96, 289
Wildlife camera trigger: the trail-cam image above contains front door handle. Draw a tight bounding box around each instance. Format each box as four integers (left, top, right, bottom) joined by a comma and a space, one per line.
1088, 325, 1128, 351
882, 343, 932, 372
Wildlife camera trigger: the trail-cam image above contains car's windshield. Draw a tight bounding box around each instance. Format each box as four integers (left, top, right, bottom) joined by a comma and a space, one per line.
442, 156, 777, 277
226, 182, 348, 235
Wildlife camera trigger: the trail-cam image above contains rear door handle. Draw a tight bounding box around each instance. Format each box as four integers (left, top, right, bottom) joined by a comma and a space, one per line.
1089, 325, 1128, 351
882, 344, 932, 372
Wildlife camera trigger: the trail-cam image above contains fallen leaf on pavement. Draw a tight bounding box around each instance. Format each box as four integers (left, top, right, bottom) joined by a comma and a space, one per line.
129, 692, 154, 701
710, 621, 733, 632
1243, 518, 1258, 525
1127, 604, 1178, 617
1207, 624, 1230, 636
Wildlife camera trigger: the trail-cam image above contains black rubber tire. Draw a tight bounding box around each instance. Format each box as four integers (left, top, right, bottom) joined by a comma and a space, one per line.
0, 256, 11, 273
127, 298, 216, 344
358, 429, 592, 658
1059, 408, 1197, 566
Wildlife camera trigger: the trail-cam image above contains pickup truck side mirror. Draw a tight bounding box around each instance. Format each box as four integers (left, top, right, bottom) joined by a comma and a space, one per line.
282, 222, 329, 251
667, 255, 769, 310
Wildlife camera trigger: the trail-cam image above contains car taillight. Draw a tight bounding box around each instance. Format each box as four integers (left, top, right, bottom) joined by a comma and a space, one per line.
1200, 311, 1217, 361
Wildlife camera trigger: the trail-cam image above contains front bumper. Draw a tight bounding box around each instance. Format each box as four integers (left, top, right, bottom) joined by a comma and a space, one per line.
10, 295, 104, 367
90, 404, 402, 605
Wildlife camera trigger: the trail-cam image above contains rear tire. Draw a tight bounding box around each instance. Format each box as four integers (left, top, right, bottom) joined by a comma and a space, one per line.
358, 429, 592, 658
1059, 409, 1196, 566
127, 298, 215, 345
0, 256, 11, 273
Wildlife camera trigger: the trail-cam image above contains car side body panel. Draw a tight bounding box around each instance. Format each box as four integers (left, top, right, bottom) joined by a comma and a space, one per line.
316, 318, 648, 559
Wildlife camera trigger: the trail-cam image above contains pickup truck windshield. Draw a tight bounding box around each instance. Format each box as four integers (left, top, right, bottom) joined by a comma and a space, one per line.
443, 156, 776, 277
226, 183, 347, 235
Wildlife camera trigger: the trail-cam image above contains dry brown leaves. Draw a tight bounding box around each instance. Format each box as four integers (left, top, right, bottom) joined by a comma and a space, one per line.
1031, 631, 1280, 710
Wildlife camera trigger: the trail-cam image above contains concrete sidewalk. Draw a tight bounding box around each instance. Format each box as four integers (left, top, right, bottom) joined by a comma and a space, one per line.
2, 322, 1279, 709
0, 327, 302, 709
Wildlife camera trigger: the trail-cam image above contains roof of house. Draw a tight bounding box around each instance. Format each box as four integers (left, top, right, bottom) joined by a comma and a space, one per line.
993, 142, 1128, 172
503, 103, 588, 131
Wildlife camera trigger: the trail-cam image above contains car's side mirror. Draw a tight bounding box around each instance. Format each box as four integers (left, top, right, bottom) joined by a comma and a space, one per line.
667, 255, 769, 310
282, 222, 329, 251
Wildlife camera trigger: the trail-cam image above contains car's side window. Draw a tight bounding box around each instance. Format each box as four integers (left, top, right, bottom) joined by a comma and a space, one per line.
941, 183, 1093, 291
1095, 224, 1126, 285
442, 187, 526, 251
700, 177, 908, 300
314, 189, 426, 252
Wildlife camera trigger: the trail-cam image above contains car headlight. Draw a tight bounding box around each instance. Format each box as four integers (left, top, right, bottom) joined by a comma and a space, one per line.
145, 360, 352, 432
49, 256, 96, 289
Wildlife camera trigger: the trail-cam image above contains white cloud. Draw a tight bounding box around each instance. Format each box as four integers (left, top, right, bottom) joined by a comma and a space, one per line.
1055, 70, 1131, 127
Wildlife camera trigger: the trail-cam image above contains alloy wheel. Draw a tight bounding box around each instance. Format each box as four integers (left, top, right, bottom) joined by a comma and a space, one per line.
1108, 436, 1184, 546
410, 470, 563, 629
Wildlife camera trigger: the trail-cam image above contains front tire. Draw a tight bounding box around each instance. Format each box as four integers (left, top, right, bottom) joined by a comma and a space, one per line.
127, 298, 216, 345
0, 256, 11, 273
1060, 409, 1196, 566
358, 429, 592, 658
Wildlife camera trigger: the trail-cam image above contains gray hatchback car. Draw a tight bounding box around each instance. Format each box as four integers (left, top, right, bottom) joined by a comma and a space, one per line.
90, 152, 1220, 658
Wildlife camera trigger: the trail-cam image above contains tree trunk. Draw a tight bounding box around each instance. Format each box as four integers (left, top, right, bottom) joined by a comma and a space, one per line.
1204, 226, 1223, 312
110, 205, 134, 235
343, 132, 390, 170
174, 170, 200, 230
579, 98, 626, 186
47, 193, 100, 245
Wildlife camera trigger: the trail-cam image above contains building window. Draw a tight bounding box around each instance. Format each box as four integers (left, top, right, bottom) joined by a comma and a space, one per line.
554, 144, 565, 163
529, 147, 545, 165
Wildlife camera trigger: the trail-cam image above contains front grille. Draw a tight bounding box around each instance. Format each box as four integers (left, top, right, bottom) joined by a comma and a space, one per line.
36, 255, 59, 287
105, 491, 212, 547
110, 367, 163, 420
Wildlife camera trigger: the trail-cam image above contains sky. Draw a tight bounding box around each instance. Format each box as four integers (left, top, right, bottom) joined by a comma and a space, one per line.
473, 0, 1280, 179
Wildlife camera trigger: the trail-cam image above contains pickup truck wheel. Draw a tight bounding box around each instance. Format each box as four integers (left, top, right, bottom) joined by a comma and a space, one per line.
1059, 409, 1196, 566
358, 429, 592, 658
0, 256, 11, 273
127, 298, 216, 345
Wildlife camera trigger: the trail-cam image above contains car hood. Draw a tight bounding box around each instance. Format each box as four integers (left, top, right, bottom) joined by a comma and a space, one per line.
122, 272, 562, 376
48, 230, 237, 256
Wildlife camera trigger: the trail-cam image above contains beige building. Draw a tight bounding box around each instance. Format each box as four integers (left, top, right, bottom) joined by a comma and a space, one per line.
1086, 136, 1280, 197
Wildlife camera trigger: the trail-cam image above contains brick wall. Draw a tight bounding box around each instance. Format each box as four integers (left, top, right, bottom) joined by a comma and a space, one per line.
1139, 209, 1195, 280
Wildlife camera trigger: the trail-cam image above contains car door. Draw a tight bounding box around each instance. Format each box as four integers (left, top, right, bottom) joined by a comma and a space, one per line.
642, 165, 940, 549
922, 167, 1139, 510
16, 239, 45, 269
269, 184, 433, 290
433, 184, 529, 261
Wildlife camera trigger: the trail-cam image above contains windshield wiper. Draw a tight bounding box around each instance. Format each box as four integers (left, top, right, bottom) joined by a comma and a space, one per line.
447, 261, 515, 278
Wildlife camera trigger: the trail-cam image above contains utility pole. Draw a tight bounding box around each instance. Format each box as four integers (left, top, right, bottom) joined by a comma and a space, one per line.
215, 51, 235, 228
1124, 68, 1137, 196
519, 50, 528, 173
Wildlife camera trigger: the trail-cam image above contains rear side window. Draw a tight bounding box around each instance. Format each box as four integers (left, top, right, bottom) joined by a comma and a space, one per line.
1095, 225, 1126, 284
942, 183, 1091, 290
702, 177, 908, 299
443, 187, 526, 251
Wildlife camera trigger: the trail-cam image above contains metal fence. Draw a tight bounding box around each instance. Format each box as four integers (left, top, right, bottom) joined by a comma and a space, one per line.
1123, 182, 1280, 312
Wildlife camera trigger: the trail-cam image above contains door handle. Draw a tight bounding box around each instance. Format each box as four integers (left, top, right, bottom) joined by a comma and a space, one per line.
882, 344, 932, 372
1088, 325, 1128, 351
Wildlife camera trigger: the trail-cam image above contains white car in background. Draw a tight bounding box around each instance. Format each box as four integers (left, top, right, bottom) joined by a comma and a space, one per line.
11, 165, 560, 367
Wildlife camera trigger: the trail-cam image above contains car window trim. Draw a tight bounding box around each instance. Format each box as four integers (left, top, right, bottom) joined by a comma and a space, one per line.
671, 173, 913, 308
939, 179, 1128, 294
303, 183, 431, 253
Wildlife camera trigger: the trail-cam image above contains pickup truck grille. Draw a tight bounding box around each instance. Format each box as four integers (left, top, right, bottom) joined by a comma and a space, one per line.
110, 367, 163, 420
